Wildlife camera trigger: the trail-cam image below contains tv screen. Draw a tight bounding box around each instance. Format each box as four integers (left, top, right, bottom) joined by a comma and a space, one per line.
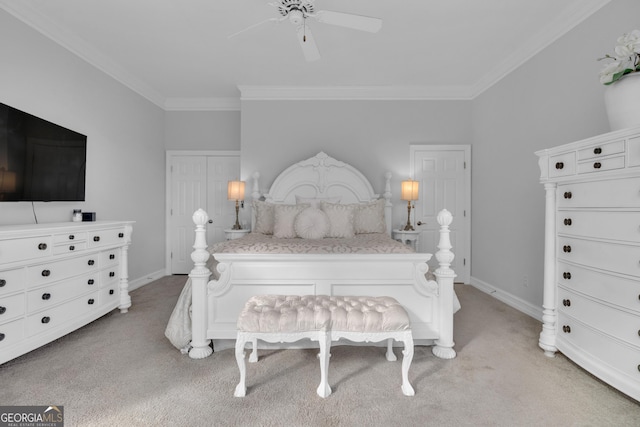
0, 102, 87, 202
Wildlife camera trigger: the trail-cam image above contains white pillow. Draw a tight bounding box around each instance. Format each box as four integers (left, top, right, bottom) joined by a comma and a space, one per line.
320, 202, 356, 238
295, 195, 341, 209
294, 207, 330, 239
354, 199, 386, 234
253, 200, 275, 235
273, 203, 310, 238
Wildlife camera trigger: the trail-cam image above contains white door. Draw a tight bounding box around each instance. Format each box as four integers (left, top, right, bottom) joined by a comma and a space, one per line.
410, 145, 470, 283
167, 152, 240, 274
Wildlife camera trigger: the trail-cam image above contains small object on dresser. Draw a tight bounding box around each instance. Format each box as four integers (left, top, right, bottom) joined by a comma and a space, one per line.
72, 209, 82, 222
82, 212, 96, 222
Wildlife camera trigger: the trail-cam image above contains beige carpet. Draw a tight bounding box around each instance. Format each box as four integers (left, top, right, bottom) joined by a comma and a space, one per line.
1, 276, 638, 426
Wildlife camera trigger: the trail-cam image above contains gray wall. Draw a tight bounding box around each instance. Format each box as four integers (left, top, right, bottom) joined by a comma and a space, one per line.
164, 110, 240, 150
0, 9, 166, 283
471, 0, 640, 308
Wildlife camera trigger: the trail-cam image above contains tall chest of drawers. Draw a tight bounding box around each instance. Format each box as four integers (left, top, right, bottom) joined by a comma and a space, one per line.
0, 220, 133, 365
536, 126, 640, 402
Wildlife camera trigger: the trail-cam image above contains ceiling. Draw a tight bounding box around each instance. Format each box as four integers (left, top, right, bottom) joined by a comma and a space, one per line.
0, 0, 610, 110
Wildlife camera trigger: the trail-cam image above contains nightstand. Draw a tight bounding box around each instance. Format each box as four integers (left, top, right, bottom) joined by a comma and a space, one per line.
393, 229, 420, 250
224, 229, 251, 240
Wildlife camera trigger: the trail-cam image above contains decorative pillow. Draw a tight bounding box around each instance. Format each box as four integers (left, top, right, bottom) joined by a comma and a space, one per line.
253, 200, 275, 235
354, 199, 386, 234
294, 207, 330, 239
273, 203, 310, 239
320, 202, 356, 238
295, 195, 341, 209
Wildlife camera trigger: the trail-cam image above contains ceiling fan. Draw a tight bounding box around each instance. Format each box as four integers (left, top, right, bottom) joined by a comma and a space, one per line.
229, 0, 382, 62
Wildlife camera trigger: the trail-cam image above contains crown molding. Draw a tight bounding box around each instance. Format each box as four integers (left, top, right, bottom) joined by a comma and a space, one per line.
164, 97, 241, 111
238, 85, 474, 101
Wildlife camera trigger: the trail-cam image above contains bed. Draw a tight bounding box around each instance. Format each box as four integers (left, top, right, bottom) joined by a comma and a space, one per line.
165, 152, 459, 360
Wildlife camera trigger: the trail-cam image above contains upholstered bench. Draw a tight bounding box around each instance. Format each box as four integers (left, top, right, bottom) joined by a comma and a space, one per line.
233, 295, 415, 398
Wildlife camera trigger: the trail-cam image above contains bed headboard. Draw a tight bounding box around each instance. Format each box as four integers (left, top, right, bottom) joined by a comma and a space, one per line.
250, 152, 393, 235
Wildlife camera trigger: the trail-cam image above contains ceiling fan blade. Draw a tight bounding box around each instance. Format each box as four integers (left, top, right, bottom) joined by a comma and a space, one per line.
314, 10, 382, 33
228, 17, 280, 39
296, 25, 320, 62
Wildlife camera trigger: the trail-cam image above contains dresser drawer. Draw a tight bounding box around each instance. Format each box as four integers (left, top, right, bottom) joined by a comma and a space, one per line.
88, 228, 127, 248
557, 210, 640, 243
100, 250, 120, 268
558, 262, 640, 313
0, 318, 24, 349
53, 232, 86, 245
577, 155, 625, 174
27, 272, 99, 314
558, 237, 640, 278
0, 293, 26, 323
557, 176, 640, 208
26, 291, 100, 337
52, 242, 87, 255
0, 268, 25, 297
558, 287, 640, 345
100, 286, 119, 307
577, 139, 625, 161
27, 254, 100, 287
100, 268, 118, 287
0, 236, 52, 264
549, 152, 576, 178
557, 313, 640, 385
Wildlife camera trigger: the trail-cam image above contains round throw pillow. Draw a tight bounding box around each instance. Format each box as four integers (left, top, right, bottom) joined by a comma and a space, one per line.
294, 207, 329, 239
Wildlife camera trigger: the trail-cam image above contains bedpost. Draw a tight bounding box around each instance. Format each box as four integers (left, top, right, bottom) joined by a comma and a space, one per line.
188, 209, 213, 359
383, 172, 392, 236
432, 209, 457, 359
250, 172, 260, 231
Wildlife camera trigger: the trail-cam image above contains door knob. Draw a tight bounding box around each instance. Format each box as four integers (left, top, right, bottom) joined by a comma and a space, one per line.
208, 220, 213, 224
416, 221, 423, 226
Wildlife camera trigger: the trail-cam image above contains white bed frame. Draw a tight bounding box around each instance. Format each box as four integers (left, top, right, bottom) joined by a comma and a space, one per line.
188, 152, 457, 360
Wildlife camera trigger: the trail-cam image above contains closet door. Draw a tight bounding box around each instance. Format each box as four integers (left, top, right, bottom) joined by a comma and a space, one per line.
167, 152, 240, 274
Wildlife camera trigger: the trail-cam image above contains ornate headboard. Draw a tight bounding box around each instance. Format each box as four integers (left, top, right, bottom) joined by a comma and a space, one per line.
250, 152, 393, 234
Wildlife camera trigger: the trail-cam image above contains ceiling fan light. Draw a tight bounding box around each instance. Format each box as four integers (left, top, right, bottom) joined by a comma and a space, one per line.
288, 9, 304, 26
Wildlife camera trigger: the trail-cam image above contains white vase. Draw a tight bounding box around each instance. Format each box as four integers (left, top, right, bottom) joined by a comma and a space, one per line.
604, 72, 640, 131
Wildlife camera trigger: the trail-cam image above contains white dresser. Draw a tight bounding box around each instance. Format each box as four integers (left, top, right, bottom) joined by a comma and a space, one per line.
536, 126, 640, 402
0, 220, 133, 365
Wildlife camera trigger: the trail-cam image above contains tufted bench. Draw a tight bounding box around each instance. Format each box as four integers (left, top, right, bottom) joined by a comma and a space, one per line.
233, 295, 415, 398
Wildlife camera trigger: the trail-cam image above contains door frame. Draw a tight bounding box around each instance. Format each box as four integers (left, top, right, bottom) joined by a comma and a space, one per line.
165, 150, 240, 275
410, 144, 471, 283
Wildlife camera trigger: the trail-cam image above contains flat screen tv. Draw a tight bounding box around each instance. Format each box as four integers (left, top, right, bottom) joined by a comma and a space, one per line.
0, 102, 87, 202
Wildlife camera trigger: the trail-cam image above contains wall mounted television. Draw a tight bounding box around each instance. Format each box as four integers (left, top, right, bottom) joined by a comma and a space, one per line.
0, 102, 87, 202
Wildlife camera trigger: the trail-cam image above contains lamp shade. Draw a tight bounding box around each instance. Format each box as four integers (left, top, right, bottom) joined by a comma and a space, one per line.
227, 180, 245, 201
401, 180, 419, 201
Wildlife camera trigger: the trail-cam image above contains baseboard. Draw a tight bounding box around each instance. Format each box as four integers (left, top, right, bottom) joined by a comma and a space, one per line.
469, 276, 543, 322
128, 269, 166, 291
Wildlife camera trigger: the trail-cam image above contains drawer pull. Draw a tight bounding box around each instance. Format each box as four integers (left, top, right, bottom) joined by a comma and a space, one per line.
563, 218, 572, 226
562, 299, 571, 307
88, 279, 95, 285
69, 245, 75, 251
563, 191, 572, 199
69, 234, 75, 240
41, 293, 51, 300
109, 289, 115, 295
594, 162, 602, 169
109, 272, 115, 278
562, 325, 571, 333
594, 147, 602, 154
0, 306, 6, 315
118, 232, 124, 238
0, 333, 4, 341
109, 254, 115, 260
555, 162, 564, 170
0, 279, 5, 287
41, 269, 51, 277
88, 299, 95, 305
88, 259, 95, 266
38, 243, 47, 250
93, 236, 100, 242
563, 245, 572, 253
41, 316, 50, 324
563, 272, 572, 280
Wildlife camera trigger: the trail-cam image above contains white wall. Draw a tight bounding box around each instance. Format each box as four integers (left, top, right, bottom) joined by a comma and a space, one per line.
164, 110, 240, 150
471, 0, 640, 310
0, 10, 166, 283
241, 100, 472, 223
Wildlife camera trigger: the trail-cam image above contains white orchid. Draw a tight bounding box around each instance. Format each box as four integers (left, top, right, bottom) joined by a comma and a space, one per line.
599, 30, 640, 85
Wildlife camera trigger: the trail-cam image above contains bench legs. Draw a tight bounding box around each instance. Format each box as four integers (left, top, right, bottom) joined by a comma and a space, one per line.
400, 333, 415, 396
317, 331, 332, 398
234, 335, 247, 397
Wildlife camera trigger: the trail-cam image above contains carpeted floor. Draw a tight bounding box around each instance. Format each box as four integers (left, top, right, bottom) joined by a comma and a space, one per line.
1, 276, 638, 426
